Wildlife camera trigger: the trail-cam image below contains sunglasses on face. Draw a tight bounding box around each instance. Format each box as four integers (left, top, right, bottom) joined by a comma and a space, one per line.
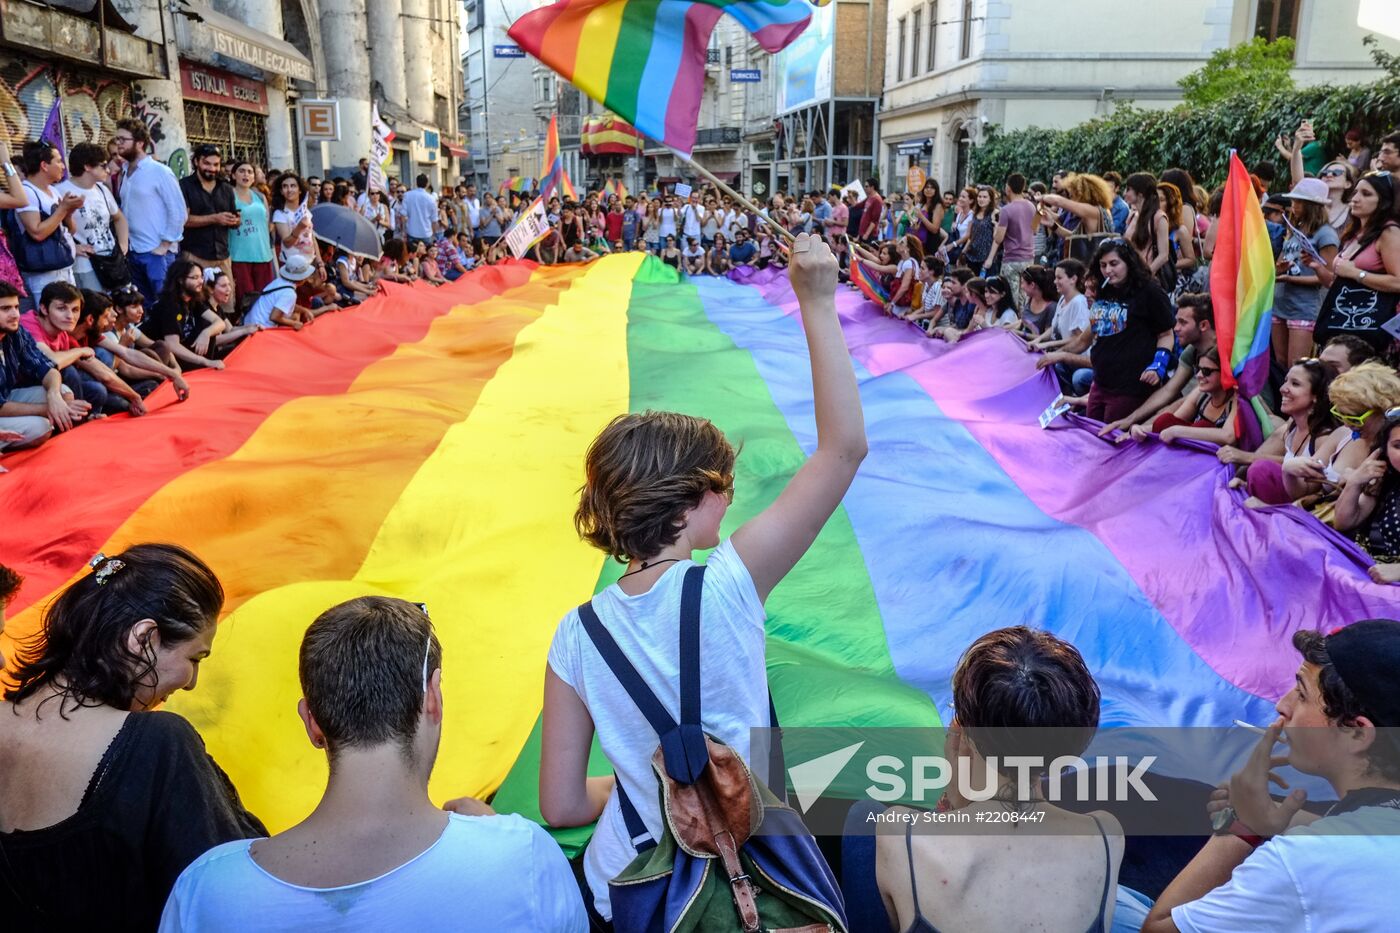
1197, 366, 1220, 376
1320, 168, 1347, 178
1332, 405, 1373, 428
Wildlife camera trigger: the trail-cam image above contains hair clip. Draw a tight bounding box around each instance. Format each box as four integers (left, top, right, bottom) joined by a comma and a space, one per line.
89, 553, 126, 585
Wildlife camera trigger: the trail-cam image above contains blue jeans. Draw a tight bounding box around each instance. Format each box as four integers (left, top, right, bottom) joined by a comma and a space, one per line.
129, 251, 175, 308
62, 365, 108, 414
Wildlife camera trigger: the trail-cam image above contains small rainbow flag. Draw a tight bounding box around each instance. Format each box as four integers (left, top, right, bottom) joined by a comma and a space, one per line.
851, 258, 890, 306
540, 114, 578, 202
602, 178, 616, 198
508, 0, 812, 156
1209, 151, 1276, 449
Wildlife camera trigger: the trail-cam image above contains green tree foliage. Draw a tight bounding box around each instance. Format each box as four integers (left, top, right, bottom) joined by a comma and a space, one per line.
1178, 38, 1296, 107
969, 38, 1400, 189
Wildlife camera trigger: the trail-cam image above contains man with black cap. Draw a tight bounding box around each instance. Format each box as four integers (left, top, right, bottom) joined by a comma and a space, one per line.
1146, 619, 1400, 932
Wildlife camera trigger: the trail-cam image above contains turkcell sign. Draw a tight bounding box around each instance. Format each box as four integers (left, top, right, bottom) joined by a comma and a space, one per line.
494, 44, 526, 58
730, 69, 761, 82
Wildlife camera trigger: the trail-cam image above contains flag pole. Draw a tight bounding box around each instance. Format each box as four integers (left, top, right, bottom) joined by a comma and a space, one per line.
674, 151, 795, 245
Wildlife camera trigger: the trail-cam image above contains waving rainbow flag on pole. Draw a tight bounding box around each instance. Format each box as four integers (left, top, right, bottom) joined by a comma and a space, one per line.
508, 0, 813, 157
1209, 151, 1276, 450
539, 113, 578, 202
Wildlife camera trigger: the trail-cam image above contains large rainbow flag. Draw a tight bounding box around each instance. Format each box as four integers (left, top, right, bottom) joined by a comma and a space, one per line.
2, 256, 1391, 839
509, 0, 812, 156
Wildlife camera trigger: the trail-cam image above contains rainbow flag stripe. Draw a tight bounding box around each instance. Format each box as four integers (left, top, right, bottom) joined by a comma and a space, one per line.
509, 0, 812, 156
1209, 152, 1276, 447
3, 257, 1387, 839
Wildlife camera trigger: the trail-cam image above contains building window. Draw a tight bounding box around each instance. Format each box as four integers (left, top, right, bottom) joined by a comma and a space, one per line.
911, 8, 922, 78
960, 0, 972, 59
897, 17, 906, 82
1253, 0, 1299, 42
928, 1, 938, 72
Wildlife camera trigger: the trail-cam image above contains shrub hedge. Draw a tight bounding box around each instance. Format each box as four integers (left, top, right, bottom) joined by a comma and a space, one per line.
969, 66, 1400, 189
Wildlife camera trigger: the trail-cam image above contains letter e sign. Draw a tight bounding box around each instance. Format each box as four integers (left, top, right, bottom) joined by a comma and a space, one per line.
299, 100, 341, 141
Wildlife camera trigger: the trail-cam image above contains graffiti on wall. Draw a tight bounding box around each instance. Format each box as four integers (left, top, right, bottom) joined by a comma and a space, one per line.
0, 57, 132, 151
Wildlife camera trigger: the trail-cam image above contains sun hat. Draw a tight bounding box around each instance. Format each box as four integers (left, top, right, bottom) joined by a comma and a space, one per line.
1280, 178, 1331, 205
278, 254, 317, 282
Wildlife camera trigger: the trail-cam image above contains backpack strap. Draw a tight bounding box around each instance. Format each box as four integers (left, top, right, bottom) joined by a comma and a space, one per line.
577, 564, 711, 852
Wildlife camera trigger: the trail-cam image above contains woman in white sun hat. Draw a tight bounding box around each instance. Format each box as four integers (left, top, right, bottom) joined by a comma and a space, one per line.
1272, 177, 1341, 367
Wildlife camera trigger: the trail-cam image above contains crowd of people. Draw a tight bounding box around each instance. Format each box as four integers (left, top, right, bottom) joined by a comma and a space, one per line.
3, 112, 1400, 930
2, 234, 1399, 933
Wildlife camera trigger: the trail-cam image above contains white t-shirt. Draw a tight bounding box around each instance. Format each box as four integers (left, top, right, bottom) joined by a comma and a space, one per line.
1172, 805, 1400, 932
993, 307, 1019, 328
403, 188, 439, 240
16, 180, 76, 265
720, 209, 741, 240
546, 539, 767, 920
271, 204, 315, 262
1052, 293, 1090, 341
683, 244, 705, 262
243, 279, 298, 328
158, 813, 585, 932
681, 203, 704, 238
55, 180, 117, 273
658, 206, 679, 239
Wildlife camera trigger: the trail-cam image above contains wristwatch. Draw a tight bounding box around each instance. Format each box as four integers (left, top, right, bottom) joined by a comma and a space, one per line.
1210, 806, 1264, 847
1358, 270, 1369, 282
2, 163, 15, 177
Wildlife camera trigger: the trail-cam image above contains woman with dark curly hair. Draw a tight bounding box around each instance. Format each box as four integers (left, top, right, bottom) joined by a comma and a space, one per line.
1038, 239, 1175, 422
0, 544, 265, 932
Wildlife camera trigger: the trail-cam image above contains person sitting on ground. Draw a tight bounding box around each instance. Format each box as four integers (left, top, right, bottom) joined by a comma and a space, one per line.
932, 277, 991, 343
201, 269, 259, 352
1220, 358, 1334, 505
1334, 414, 1400, 585
928, 268, 978, 341
706, 232, 731, 275
982, 275, 1020, 328
728, 228, 758, 267
378, 238, 413, 284
76, 290, 189, 403
1318, 333, 1375, 378
1145, 618, 1400, 932
243, 254, 320, 332
886, 235, 925, 318
161, 596, 585, 931
1041, 239, 1174, 423
1016, 264, 1057, 336
1283, 361, 1400, 506
22, 281, 147, 415
681, 235, 706, 275
146, 260, 227, 370
435, 232, 470, 281
843, 626, 1124, 933
0, 544, 265, 932
536, 234, 865, 926
560, 239, 599, 264
0, 280, 89, 453
1129, 345, 1237, 447
416, 241, 447, 286
109, 285, 181, 377
906, 254, 947, 331
1030, 258, 1090, 350
332, 248, 377, 302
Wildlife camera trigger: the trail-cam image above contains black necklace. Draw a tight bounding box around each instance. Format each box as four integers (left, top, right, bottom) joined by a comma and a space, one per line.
619, 558, 681, 579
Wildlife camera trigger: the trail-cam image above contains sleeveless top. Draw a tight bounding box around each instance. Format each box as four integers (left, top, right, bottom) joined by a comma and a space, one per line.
1194, 392, 1232, 428
900, 815, 1113, 933
1282, 422, 1316, 465
228, 189, 273, 264
1325, 432, 1359, 484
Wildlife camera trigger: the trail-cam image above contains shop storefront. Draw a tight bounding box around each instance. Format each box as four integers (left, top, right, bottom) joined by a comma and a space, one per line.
180, 60, 269, 167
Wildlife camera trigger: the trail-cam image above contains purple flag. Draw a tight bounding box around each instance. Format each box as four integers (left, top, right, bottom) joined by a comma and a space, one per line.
39, 97, 67, 180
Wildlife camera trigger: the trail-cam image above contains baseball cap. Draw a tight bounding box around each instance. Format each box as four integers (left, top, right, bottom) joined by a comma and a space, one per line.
1326, 619, 1400, 730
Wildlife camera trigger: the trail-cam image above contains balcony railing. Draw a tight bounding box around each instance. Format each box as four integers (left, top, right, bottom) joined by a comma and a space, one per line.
695, 126, 741, 148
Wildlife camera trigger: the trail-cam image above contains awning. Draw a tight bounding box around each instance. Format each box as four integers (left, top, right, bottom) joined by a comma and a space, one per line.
443, 144, 471, 159
896, 138, 933, 154
657, 176, 680, 184
710, 171, 740, 184
174, 0, 314, 82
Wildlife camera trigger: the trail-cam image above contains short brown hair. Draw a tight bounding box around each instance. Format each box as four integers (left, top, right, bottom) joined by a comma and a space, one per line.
952, 626, 1101, 774
115, 117, 150, 150
575, 411, 736, 563
300, 596, 441, 762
